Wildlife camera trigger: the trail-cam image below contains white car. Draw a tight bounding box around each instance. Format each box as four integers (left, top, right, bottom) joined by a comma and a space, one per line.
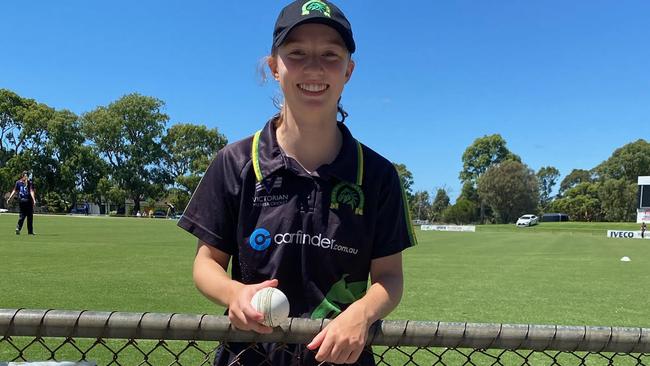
516, 214, 539, 227
0, 208, 8, 213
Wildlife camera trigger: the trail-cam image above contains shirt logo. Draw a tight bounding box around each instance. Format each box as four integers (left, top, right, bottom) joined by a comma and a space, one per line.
20, 184, 29, 198
330, 182, 364, 215
311, 274, 367, 319
302, 0, 331, 17
249, 228, 272, 251
249, 227, 359, 255
253, 176, 289, 207
255, 176, 282, 193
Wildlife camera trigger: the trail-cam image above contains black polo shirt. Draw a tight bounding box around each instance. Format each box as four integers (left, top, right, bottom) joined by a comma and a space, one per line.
179, 117, 417, 320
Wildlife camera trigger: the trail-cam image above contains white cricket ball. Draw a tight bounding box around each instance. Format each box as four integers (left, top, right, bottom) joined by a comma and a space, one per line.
250, 287, 290, 327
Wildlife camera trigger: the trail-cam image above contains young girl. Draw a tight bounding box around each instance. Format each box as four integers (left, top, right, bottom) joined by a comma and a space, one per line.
178, 1, 417, 364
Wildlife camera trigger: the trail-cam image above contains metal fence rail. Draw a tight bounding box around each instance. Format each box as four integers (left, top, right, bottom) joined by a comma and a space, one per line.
2, 309, 649, 365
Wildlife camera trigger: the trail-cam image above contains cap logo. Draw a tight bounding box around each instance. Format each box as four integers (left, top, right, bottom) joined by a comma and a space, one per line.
302, 0, 331, 17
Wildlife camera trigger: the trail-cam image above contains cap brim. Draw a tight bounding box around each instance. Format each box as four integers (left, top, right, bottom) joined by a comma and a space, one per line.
274, 17, 355, 53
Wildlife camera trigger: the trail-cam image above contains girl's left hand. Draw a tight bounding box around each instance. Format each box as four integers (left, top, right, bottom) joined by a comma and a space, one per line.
306, 303, 370, 364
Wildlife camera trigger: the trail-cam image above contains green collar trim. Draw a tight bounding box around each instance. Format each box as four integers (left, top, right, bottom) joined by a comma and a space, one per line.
355, 140, 364, 186
251, 131, 364, 187
252, 130, 263, 182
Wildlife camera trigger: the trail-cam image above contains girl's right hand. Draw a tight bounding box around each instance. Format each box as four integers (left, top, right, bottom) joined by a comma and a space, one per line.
227, 279, 278, 334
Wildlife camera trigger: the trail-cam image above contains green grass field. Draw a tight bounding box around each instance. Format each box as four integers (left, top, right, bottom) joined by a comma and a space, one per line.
1, 214, 648, 329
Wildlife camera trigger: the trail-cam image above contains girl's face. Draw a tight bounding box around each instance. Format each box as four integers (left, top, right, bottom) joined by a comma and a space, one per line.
269, 23, 354, 117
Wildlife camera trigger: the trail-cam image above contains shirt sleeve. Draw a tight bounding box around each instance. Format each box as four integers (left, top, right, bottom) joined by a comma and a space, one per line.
177, 150, 238, 254
371, 165, 418, 259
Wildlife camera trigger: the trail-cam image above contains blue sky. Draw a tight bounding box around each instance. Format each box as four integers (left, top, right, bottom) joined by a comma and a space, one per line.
2, 1, 649, 199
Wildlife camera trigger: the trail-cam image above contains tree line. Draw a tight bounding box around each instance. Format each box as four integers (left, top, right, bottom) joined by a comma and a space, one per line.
2, 88, 648, 223
1, 89, 227, 214
399, 134, 650, 224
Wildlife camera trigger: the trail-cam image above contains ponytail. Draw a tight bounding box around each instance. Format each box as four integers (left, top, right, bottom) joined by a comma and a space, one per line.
336, 98, 348, 123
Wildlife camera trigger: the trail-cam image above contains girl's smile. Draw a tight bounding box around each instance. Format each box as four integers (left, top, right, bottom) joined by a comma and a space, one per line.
298, 83, 329, 94
270, 23, 354, 113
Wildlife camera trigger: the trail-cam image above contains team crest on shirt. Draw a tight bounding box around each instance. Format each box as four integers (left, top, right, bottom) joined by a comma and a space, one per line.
255, 176, 282, 193
330, 182, 364, 215
302, 0, 331, 17
253, 176, 289, 207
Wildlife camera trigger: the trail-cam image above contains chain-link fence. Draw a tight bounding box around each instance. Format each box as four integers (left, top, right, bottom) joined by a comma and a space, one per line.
1, 309, 649, 365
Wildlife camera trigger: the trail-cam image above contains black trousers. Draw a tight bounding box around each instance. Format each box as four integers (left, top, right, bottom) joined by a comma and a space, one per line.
17, 200, 34, 234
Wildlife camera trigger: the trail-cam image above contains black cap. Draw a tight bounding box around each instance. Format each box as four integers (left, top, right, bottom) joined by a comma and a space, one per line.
273, 0, 355, 53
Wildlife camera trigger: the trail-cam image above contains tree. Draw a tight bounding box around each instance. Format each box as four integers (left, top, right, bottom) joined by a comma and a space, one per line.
97, 177, 127, 213
550, 182, 601, 222
459, 134, 520, 184
0, 90, 88, 210
72, 146, 110, 204
161, 123, 227, 194
456, 181, 476, 203
594, 139, 650, 183
38, 110, 81, 197
1, 89, 30, 205
34, 109, 109, 211
442, 198, 476, 224
455, 181, 480, 223
411, 190, 431, 221
477, 160, 539, 224
558, 169, 592, 196
459, 134, 520, 223
0, 89, 25, 163
537, 166, 560, 210
0, 90, 54, 199
82, 93, 169, 214
598, 178, 637, 222
431, 188, 450, 222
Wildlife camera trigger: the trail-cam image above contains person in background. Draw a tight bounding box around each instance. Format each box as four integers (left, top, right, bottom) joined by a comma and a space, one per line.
642, 222, 647, 239
7, 171, 37, 235
165, 202, 175, 218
